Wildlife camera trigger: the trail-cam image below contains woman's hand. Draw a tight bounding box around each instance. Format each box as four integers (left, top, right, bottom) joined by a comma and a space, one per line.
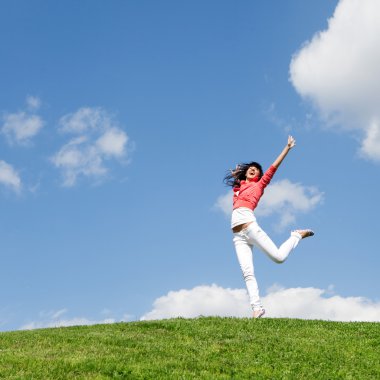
287, 135, 296, 149
272, 135, 296, 168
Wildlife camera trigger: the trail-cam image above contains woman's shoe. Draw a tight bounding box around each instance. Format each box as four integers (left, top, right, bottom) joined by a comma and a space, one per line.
253, 309, 265, 319
295, 229, 314, 239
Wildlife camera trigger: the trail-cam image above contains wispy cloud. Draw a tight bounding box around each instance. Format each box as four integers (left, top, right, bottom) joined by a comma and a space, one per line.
290, 0, 380, 161
20, 308, 133, 330
52, 107, 130, 186
0, 160, 21, 192
1, 96, 44, 145
141, 284, 380, 322
264, 102, 315, 133
26, 95, 42, 111
214, 192, 233, 216
214, 180, 323, 230
59, 107, 110, 134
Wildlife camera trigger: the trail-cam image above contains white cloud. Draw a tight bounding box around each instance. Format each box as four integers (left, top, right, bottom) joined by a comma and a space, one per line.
2, 112, 44, 145
360, 119, 380, 160
26, 96, 41, 111
262, 285, 380, 321
96, 127, 128, 157
59, 107, 110, 134
141, 284, 251, 320
52, 107, 129, 186
141, 284, 380, 322
215, 180, 323, 229
255, 179, 324, 230
52, 137, 107, 187
20, 308, 133, 330
1, 96, 44, 145
0, 160, 21, 192
290, 0, 380, 161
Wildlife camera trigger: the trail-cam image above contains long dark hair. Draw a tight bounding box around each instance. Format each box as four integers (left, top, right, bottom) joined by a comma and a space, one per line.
223, 161, 263, 188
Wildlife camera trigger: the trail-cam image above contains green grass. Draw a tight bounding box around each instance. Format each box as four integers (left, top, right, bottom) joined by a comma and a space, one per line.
0, 317, 379, 379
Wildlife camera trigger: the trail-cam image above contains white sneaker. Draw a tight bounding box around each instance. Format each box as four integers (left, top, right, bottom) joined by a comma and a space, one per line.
253, 309, 265, 319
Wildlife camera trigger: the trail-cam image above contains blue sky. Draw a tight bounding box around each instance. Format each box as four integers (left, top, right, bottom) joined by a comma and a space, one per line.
1, 0, 379, 330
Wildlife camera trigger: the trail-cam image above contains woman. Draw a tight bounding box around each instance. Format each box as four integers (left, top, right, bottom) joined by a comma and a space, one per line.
224, 136, 314, 318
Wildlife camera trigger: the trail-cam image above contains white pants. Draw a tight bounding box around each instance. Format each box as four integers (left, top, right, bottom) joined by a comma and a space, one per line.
233, 220, 301, 311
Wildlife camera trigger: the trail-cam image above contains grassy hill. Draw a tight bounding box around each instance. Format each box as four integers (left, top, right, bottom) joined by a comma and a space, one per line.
0, 317, 379, 379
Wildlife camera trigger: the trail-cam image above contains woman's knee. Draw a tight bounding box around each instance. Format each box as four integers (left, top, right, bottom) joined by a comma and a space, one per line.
268, 252, 286, 264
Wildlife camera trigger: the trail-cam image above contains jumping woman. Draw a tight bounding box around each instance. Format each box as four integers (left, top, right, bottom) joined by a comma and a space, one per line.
224, 136, 314, 318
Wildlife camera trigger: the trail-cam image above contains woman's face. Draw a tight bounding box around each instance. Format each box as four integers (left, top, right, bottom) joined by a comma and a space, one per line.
245, 166, 260, 181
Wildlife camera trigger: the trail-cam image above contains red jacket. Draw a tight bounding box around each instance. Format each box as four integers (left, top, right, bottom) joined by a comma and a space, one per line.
233, 165, 277, 211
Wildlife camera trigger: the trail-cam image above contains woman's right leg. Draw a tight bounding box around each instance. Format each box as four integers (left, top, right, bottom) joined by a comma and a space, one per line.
245, 221, 302, 263
233, 232, 263, 311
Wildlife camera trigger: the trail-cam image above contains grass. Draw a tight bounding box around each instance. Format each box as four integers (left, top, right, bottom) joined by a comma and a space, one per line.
0, 317, 379, 379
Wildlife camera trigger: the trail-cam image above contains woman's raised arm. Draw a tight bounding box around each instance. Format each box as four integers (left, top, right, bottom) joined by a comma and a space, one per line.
272, 135, 296, 169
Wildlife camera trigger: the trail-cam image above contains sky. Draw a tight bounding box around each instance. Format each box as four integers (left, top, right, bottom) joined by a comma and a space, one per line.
1, 0, 380, 331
